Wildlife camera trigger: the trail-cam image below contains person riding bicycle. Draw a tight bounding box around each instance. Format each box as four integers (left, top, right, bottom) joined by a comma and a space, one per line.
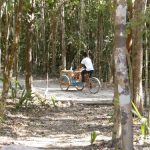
80, 51, 94, 87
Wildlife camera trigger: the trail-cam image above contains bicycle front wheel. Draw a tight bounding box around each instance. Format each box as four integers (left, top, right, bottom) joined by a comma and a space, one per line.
59, 75, 70, 90
75, 81, 84, 91
89, 77, 101, 94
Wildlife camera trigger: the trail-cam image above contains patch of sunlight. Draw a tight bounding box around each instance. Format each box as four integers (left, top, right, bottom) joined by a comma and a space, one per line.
0, 133, 111, 148
83, 121, 100, 126
7, 113, 29, 119
39, 115, 77, 121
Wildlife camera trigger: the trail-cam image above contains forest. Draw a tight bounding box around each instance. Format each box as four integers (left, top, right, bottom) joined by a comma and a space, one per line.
0, 0, 150, 150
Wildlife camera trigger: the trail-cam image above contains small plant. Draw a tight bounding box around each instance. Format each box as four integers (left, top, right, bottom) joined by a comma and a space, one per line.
132, 101, 149, 136
10, 80, 24, 99
91, 131, 97, 144
51, 95, 57, 107
15, 90, 34, 109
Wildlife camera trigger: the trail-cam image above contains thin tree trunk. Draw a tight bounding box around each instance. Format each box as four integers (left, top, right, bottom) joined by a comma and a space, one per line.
126, 0, 133, 100
0, 0, 22, 117
77, 0, 85, 65
61, 1, 66, 70
114, 1, 133, 149
25, 0, 35, 92
112, 75, 121, 148
132, 0, 147, 113
41, 0, 46, 73
0, 1, 2, 73
111, 1, 122, 147
145, 23, 149, 108
51, 14, 58, 76
96, 13, 103, 79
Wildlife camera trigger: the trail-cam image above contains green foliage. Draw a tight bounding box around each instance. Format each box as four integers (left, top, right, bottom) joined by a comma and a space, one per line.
15, 90, 34, 109
51, 95, 57, 107
96, 0, 106, 14
10, 80, 24, 99
131, 101, 149, 137
91, 131, 97, 144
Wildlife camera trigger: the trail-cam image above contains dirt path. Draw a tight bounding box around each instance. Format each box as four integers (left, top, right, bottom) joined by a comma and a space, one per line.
0, 102, 113, 150
1, 79, 149, 149
0, 79, 115, 150
32, 79, 114, 105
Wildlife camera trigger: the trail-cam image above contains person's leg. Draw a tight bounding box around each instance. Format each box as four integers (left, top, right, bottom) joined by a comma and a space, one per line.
89, 70, 94, 77
81, 70, 86, 87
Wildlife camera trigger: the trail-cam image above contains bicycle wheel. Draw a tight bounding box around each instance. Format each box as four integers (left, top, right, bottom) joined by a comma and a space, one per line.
75, 81, 84, 91
89, 77, 101, 94
59, 75, 70, 90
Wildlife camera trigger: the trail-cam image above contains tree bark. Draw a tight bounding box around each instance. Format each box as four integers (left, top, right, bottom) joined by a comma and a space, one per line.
25, 0, 35, 92
112, 76, 121, 149
114, 1, 133, 149
51, 14, 58, 76
0, 0, 22, 117
60, 1, 66, 70
0, 1, 2, 73
132, 0, 147, 113
96, 12, 103, 79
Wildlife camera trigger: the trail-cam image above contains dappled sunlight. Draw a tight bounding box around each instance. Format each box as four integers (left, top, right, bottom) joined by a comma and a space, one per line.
0, 102, 113, 149
0, 133, 111, 149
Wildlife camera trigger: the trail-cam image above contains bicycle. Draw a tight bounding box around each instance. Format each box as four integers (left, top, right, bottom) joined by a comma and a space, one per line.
59, 70, 101, 94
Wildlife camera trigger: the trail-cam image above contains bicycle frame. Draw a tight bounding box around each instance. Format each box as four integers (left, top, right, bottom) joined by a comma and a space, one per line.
59, 70, 101, 93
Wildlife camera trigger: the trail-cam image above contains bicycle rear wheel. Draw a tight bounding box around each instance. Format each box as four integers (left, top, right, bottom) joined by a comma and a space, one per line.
89, 77, 101, 94
59, 75, 70, 90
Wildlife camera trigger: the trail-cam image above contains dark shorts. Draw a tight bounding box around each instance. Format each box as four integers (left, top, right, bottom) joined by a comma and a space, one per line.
81, 70, 94, 82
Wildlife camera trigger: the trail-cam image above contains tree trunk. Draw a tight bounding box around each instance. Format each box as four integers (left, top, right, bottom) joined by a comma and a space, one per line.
126, 0, 133, 100
112, 76, 121, 149
76, 0, 85, 65
51, 16, 58, 76
0, 2, 2, 73
144, 23, 149, 108
96, 12, 103, 79
25, 0, 35, 92
132, 0, 147, 113
60, 1, 66, 70
0, 0, 22, 117
114, 1, 133, 149
41, 0, 46, 73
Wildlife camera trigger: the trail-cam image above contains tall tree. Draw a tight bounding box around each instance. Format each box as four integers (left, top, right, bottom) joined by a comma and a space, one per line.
126, 0, 133, 100
96, 11, 103, 79
132, 0, 147, 112
60, 1, 66, 70
50, 13, 58, 76
25, 0, 35, 92
114, 0, 133, 149
0, 1, 2, 73
41, 0, 46, 73
0, 0, 22, 117
112, 0, 121, 148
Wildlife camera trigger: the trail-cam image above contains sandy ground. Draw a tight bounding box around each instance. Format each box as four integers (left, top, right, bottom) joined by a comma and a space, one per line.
32, 79, 114, 104
0, 79, 150, 150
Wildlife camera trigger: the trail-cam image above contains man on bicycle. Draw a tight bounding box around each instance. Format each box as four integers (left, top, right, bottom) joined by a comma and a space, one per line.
80, 51, 94, 87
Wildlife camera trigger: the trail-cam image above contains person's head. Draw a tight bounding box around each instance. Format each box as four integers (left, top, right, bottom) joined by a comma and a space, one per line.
82, 51, 88, 58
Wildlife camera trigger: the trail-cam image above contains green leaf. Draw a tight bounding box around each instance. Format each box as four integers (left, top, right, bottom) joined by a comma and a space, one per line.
131, 101, 149, 136
51, 95, 57, 107
91, 131, 97, 144
131, 101, 142, 119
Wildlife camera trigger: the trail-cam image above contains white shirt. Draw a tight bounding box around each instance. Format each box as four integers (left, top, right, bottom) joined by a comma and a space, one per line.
81, 57, 94, 71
